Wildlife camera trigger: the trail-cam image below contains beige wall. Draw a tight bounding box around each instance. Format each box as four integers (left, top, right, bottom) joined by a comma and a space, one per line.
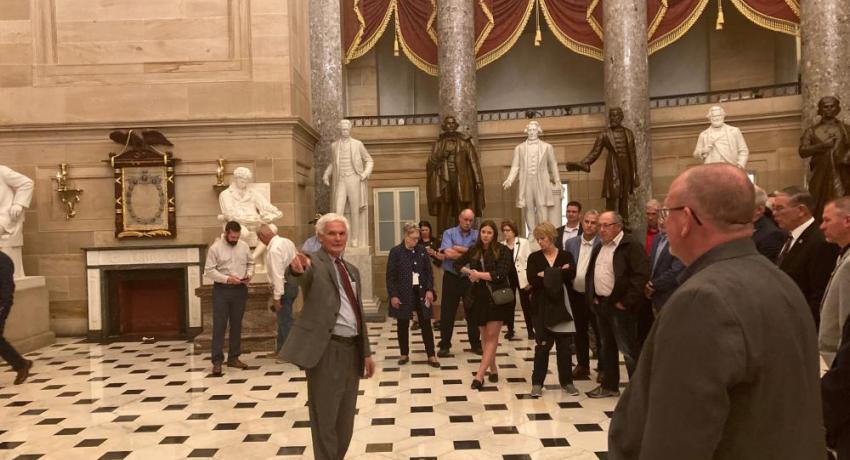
355, 95, 805, 302
0, 0, 318, 335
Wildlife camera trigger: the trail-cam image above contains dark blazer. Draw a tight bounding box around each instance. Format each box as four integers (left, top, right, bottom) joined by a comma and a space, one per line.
778, 221, 839, 323
823, 315, 850, 449
610, 238, 825, 460
386, 243, 434, 320
585, 233, 650, 311
647, 233, 684, 310
556, 224, 582, 250
752, 214, 787, 262
281, 250, 372, 371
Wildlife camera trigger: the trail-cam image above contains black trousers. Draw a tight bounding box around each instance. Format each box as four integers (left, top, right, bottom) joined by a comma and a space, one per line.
438, 271, 480, 350
593, 297, 640, 391
568, 289, 600, 369
0, 306, 25, 370
397, 295, 436, 357
636, 301, 655, 350
506, 269, 533, 336
531, 326, 573, 386
211, 284, 248, 365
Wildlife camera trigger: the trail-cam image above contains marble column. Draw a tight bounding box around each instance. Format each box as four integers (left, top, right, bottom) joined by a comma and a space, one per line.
437, 0, 478, 142
603, 0, 652, 230
800, 2, 850, 132
309, 0, 344, 213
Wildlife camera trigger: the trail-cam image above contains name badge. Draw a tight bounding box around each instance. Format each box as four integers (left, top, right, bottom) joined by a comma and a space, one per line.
412, 273, 420, 286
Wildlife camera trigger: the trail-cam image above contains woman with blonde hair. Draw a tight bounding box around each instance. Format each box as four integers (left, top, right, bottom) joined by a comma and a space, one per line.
526, 221, 578, 397
455, 220, 514, 390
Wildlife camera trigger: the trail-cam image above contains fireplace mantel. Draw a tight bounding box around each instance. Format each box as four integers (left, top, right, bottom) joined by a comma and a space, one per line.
82, 245, 206, 339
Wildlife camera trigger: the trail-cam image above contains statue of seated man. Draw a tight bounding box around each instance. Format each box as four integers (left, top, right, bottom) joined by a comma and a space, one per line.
218, 166, 282, 247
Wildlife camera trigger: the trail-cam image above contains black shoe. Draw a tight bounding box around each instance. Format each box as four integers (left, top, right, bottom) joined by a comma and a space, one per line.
472, 346, 483, 356
427, 358, 441, 368
437, 348, 452, 358
432, 320, 441, 329
470, 379, 484, 391
488, 373, 499, 383
398, 356, 410, 365
504, 331, 515, 340
14, 359, 32, 385
211, 363, 223, 377
585, 385, 619, 398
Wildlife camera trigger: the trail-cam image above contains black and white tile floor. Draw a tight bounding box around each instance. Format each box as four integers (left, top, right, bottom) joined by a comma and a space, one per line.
0, 317, 620, 459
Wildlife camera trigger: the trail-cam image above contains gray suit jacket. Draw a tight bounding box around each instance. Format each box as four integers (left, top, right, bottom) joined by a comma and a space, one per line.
280, 249, 372, 371
820, 249, 850, 366
610, 238, 825, 460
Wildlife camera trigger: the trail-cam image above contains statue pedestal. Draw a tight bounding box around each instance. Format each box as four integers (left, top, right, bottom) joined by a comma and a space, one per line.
192, 283, 277, 354
6, 276, 55, 353
346, 246, 384, 322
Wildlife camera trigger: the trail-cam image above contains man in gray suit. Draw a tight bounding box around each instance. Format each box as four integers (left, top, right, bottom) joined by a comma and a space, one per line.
280, 213, 375, 460
610, 164, 825, 459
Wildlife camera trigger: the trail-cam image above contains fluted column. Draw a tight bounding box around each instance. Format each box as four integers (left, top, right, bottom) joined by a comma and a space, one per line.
309, 0, 344, 213
603, 0, 652, 230
800, 1, 850, 129
437, 0, 478, 142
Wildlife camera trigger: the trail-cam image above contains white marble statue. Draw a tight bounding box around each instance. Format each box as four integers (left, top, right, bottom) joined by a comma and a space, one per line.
502, 121, 562, 233
218, 166, 282, 247
693, 106, 750, 168
0, 165, 33, 279
323, 119, 374, 248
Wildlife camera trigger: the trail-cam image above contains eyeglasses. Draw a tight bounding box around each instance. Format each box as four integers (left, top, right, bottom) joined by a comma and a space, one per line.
598, 223, 621, 229
659, 206, 703, 226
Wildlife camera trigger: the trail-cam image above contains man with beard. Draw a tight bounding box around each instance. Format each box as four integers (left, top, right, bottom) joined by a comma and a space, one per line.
203, 221, 254, 376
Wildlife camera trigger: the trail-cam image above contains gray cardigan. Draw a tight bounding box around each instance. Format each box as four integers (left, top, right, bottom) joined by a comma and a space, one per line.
609, 238, 825, 460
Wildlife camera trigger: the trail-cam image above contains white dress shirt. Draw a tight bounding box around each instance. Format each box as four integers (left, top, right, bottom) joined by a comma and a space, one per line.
204, 237, 254, 284
561, 224, 580, 249
573, 235, 596, 292
265, 235, 297, 299
789, 217, 815, 249
593, 231, 624, 297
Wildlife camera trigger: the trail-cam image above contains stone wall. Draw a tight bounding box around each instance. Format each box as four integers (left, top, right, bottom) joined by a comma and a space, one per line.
0, 0, 317, 335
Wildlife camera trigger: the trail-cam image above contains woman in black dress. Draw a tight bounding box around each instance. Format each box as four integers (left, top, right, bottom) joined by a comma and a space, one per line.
417, 220, 443, 330
526, 222, 578, 397
456, 220, 514, 390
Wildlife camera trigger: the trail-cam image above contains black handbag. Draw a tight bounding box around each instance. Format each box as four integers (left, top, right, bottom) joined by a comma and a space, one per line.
481, 255, 513, 305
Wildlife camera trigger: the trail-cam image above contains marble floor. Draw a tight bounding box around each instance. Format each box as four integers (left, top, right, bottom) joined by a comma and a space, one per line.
0, 316, 619, 459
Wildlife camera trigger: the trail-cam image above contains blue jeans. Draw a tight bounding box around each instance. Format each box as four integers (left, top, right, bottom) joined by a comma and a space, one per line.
276, 281, 299, 352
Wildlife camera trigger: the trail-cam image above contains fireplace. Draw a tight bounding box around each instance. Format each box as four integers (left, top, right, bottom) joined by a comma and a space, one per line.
83, 245, 205, 340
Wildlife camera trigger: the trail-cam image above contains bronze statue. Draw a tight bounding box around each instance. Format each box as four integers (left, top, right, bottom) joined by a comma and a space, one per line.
799, 96, 850, 219
426, 116, 485, 232
566, 107, 638, 224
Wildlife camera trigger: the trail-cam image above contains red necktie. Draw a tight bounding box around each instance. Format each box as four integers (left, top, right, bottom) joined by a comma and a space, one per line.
334, 258, 363, 333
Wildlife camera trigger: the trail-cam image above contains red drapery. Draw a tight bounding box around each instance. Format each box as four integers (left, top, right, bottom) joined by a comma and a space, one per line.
729, 0, 799, 35
343, 0, 800, 74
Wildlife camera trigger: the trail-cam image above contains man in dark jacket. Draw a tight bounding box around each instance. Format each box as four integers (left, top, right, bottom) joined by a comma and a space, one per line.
774, 186, 839, 327
584, 211, 650, 398
0, 251, 32, 385
610, 164, 825, 460
644, 218, 684, 314
752, 185, 787, 262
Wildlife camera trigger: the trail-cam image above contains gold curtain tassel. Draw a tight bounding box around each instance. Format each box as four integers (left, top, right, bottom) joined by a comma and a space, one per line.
534, 0, 542, 46
716, 0, 725, 30
393, 30, 399, 56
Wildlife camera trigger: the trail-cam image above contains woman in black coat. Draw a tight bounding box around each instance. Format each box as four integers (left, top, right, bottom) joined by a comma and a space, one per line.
455, 220, 514, 390
526, 222, 578, 397
387, 223, 439, 367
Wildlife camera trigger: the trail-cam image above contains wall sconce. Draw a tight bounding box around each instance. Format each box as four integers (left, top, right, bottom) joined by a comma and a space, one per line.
213, 158, 228, 195
53, 163, 83, 220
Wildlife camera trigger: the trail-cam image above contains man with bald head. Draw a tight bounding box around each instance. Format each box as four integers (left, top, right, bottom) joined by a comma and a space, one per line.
609, 164, 825, 459
437, 209, 482, 356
